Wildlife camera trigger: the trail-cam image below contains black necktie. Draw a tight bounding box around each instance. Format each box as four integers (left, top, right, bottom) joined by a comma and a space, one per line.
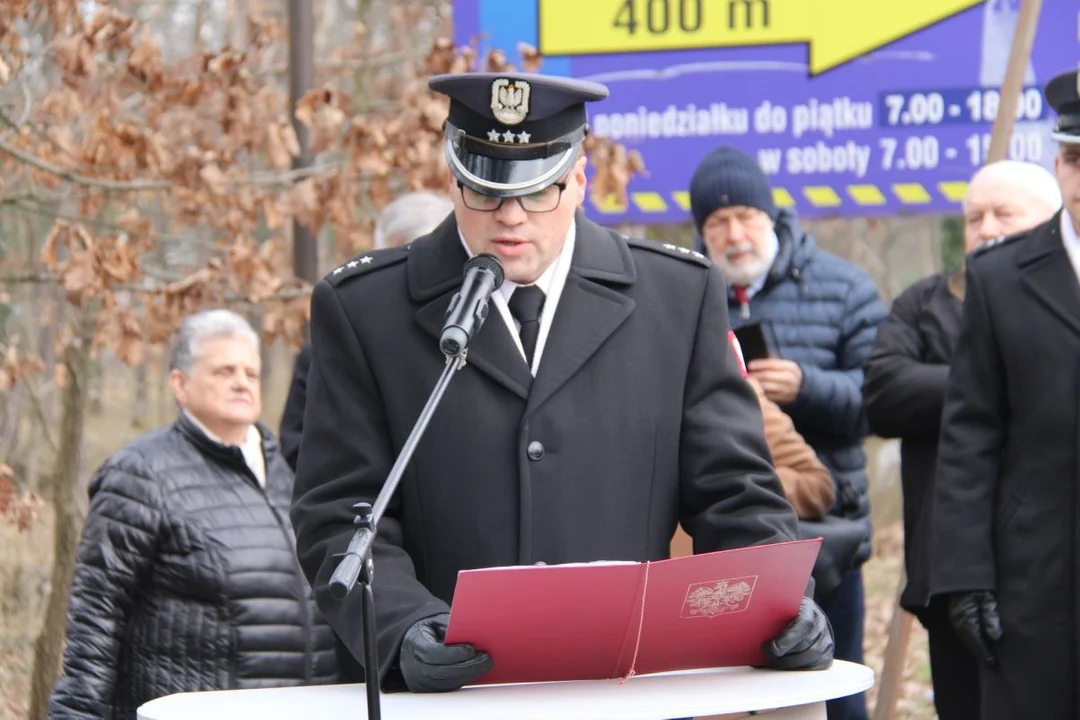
508, 285, 546, 368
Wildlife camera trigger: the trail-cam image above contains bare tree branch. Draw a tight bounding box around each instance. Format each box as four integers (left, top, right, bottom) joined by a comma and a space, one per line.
9, 194, 227, 249
22, 378, 59, 457
255, 50, 410, 77
0, 136, 350, 192
0, 269, 314, 303
0, 77, 34, 144
0, 271, 54, 283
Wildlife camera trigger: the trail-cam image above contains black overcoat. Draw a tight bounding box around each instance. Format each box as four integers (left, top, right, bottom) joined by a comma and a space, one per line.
863, 272, 962, 613
932, 211, 1080, 719
290, 211, 800, 687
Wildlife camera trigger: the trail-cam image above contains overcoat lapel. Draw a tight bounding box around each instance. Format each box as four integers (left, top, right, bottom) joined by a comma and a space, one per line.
1016, 212, 1080, 338
524, 213, 637, 417
409, 216, 533, 399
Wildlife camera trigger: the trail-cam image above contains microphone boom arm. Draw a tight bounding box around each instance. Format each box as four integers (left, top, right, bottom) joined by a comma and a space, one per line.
327, 252, 503, 720
328, 350, 468, 720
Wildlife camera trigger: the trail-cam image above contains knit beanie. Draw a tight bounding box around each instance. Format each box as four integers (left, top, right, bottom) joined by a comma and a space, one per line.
688, 146, 777, 232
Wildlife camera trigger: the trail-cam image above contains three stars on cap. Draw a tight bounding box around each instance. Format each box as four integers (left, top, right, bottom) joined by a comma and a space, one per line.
487, 129, 531, 144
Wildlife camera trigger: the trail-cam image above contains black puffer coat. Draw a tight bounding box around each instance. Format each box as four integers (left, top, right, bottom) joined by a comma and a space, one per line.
49, 414, 339, 719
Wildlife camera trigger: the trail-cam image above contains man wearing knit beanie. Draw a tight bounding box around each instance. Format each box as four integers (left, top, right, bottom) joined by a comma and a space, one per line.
690, 146, 887, 720
690, 146, 780, 296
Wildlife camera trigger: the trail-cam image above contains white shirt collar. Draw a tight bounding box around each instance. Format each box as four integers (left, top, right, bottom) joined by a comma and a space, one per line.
1061, 209, 1080, 285
456, 218, 576, 375
182, 410, 266, 488
455, 220, 574, 298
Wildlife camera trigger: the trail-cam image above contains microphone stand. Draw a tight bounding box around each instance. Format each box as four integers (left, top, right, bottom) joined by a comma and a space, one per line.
328, 349, 470, 720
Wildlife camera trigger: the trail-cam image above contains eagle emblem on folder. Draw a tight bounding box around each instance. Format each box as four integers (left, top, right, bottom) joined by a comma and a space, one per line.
680, 576, 757, 618
491, 78, 531, 126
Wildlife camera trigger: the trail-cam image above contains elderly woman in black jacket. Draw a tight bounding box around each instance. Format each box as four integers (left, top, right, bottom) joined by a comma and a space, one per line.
49, 309, 340, 720
863, 159, 1060, 720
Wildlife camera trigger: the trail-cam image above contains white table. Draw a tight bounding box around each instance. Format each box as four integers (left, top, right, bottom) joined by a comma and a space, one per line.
138, 660, 874, 720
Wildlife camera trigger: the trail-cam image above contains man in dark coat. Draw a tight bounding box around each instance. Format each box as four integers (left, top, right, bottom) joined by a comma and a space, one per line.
689, 146, 886, 720
290, 71, 835, 696
279, 191, 453, 470
863, 160, 1061, 720
49, 310, 339, 720
930, 68, 1080, 720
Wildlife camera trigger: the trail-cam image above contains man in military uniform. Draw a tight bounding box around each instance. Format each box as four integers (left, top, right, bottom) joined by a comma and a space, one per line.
929, 68, 1080, 719
290, 71, 834, 694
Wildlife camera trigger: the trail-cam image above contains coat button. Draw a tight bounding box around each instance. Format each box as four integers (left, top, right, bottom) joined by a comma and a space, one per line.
527, 441, 545, 461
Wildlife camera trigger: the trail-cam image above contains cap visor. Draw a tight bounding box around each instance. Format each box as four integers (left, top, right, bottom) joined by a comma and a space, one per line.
446, 137, 577, 198
1051, 131, 1080, 144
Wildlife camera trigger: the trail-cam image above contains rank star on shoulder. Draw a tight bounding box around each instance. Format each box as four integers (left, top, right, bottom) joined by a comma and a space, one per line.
360, 256, 373, 264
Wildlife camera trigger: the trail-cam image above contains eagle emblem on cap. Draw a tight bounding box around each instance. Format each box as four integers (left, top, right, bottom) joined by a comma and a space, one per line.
491, 79, 531, 126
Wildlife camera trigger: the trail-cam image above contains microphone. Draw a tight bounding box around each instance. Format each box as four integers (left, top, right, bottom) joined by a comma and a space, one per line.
440, 254, 505, 356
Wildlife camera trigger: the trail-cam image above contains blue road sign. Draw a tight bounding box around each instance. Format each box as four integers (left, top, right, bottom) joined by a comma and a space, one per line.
452, 0, 1079, 223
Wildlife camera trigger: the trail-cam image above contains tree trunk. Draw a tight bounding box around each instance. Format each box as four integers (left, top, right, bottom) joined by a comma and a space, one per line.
132, 359, 149, 429
88, 357, 104, 416
27, 313, 92, 720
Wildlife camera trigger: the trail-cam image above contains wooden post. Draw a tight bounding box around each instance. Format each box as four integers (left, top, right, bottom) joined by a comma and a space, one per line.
873, 567, 915, 720
986, 0, 1045, 164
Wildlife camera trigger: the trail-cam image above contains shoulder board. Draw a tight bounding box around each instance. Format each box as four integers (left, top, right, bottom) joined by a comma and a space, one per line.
971, 231, 1026, 258
324, 244, 410, 287
624, 237, 711, 267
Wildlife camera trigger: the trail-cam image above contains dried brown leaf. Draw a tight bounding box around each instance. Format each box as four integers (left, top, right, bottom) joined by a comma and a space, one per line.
262, 197, 284, 230
41, 222, 64, 271
280, 123, 301, 157
265, 123, 292, 170
0, 476, 11, 517
199, 162, 229, 196
127, 27, 162, 86
60, 250, 98, 306
518, 43, 542, 73
54, 362, 69, 388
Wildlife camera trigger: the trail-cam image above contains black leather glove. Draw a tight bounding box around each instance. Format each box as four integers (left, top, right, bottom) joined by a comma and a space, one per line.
948, 590, 1002, 668
399, 613, 493, 692
762, 597, 834, 670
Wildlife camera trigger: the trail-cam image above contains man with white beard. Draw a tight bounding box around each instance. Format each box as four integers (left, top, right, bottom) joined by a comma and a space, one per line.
689, 145, 887, 720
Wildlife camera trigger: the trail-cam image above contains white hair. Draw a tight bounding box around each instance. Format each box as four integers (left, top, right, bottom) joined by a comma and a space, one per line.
373, 191, 454, 249
964, 159, 1062, 213
168, 309, 259, 374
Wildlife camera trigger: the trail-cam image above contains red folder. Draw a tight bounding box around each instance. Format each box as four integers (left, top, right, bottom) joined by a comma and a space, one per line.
444, 538, 821, 685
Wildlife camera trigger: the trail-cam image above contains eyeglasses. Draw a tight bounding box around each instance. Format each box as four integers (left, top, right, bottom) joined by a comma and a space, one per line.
457, 180, 567, 214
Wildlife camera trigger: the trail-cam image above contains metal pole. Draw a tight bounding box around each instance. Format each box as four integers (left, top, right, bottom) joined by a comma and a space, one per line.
985, 0, 1044, 164
288, 0, 318, 284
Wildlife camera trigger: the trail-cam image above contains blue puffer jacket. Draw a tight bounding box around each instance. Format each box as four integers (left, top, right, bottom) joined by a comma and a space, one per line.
699, 210, 887, 562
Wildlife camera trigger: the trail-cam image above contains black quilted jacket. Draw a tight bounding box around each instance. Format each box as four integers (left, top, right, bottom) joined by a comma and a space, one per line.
48, 414, 340, 719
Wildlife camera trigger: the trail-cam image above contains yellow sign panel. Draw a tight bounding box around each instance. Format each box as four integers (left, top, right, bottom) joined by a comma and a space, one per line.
538, 0, 985, 75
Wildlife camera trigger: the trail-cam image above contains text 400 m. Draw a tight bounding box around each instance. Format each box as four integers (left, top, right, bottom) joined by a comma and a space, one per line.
613, 0, 769, 35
